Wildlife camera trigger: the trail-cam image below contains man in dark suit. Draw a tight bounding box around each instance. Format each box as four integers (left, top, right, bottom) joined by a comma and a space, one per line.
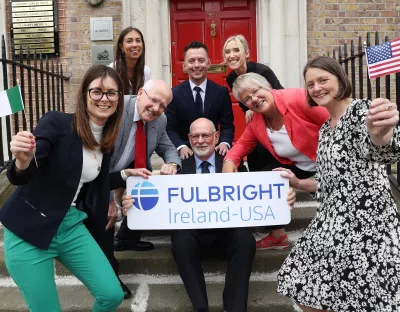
171, 117, 255, 312
166, 41, 234, 160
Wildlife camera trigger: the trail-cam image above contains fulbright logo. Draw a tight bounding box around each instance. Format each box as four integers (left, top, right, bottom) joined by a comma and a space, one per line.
131, 181, 159, 211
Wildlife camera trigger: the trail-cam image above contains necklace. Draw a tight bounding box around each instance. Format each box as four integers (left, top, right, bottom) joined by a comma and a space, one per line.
93, 152, 101, 172
265, 109, 277, 132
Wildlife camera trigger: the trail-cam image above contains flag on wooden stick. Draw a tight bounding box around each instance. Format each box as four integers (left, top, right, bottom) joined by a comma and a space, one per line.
365, 38, 400, 79
0, 85, 24, 117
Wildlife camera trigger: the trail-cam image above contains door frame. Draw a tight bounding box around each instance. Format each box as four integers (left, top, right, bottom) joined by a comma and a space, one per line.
122, 0, 307, 88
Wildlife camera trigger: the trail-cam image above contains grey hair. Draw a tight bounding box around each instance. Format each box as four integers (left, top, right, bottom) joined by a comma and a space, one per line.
232, 72, 272, 102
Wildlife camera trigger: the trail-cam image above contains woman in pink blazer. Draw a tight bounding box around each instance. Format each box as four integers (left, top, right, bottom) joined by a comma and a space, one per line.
223, 72, 329, 249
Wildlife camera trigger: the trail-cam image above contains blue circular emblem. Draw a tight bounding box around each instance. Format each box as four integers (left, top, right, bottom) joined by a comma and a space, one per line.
131, 181, 159, 211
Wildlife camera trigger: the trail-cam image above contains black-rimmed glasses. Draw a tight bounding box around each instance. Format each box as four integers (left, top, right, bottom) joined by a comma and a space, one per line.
143, 89, 167, 112
87, 88, 121, 102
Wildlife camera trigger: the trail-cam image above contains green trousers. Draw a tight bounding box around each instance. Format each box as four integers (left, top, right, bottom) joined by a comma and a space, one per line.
4, 206, 124, 312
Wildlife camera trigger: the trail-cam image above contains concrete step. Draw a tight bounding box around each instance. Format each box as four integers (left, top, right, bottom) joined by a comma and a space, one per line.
0, 273, 297, 312
0, 230, 304, 277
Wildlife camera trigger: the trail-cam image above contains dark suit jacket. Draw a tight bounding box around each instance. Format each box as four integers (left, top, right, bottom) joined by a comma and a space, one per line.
226, 62, 284, 113
166, 79, 234, 148
181, 153, 247, 175
0, 111, 125, 250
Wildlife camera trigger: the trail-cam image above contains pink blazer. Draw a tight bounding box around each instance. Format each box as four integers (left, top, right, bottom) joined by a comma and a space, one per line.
226, 88, 330, 167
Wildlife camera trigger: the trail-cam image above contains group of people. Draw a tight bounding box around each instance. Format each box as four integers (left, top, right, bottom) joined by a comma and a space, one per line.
0, 25, 399, 312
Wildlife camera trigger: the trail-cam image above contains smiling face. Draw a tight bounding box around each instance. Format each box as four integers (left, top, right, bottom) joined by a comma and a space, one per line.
86, 76, 119, 126
119, 30, 143, 62
224, 39, 248, 72
189, 118, 219, 160
238, 87, 275, 116
305, 67, 340, 108
136, 81, 172, 122
183, 48, 210, 85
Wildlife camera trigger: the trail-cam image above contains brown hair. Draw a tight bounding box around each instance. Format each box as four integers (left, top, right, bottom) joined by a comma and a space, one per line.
115, 27, 146, 95
73, 65, 123, 153
303, 56, 352, 107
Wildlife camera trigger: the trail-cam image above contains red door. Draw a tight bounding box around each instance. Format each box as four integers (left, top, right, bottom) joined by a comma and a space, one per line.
170, 0, 257, 140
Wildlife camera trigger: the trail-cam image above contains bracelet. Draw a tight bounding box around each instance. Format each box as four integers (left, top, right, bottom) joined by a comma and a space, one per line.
120, 169, 128, 181
168, 162, 178, 167
109, 200, 116, 204
223, 159, 234, 164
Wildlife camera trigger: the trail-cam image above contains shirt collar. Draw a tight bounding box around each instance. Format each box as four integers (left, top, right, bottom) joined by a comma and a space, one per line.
189, 79, 208, 93
194, 152, 216, 169
133, 101, 141, 122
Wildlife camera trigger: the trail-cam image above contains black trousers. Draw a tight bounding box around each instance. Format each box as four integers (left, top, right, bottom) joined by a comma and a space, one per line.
171, 228, 256, 312
115, 216, 142, 243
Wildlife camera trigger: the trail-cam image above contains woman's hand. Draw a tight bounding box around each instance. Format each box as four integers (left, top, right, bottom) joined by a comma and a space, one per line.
287, 187, 296, 210
367, 98, 399, 146
273, 168, 299, 188
10, 131, 35, 170
245, 110, 254, 124
222, 159, 238, 173
121, 194, 134, 216
124, 168, 152, 179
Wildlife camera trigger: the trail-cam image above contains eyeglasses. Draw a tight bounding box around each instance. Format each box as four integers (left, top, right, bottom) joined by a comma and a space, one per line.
143, 89, 167, 112
87, 88, 121, 102
242, 88, 261, 106
189, 131, 217, 142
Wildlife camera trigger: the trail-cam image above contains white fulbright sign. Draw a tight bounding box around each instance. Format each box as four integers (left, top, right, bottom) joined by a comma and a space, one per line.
126, 171, 290, 230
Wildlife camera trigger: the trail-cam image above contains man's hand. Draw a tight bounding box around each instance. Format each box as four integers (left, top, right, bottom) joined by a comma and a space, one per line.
160, 163, 178, 175
121, 194, 134, 216
106, 200, 118, 230
215, 143, 229, 156
179, 146, 193, 159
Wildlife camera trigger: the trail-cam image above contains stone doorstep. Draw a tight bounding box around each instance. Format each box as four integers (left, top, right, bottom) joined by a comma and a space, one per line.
0, 278, 295, 312
0, 230, 304, 278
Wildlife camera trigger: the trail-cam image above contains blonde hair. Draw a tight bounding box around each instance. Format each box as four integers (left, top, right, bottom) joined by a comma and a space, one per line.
222, 34, 249, 62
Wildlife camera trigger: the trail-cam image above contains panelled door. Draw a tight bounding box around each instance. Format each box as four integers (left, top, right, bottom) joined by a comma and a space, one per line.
170, 0, 257, 140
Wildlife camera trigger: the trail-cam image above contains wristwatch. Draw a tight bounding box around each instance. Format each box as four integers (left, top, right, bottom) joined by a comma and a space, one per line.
168, 162, 181, 172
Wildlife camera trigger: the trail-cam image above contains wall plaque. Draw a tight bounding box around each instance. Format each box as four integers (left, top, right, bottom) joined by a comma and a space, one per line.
91, 44, 114, 65
10, 0, 59, 56
90, 17, 113, 41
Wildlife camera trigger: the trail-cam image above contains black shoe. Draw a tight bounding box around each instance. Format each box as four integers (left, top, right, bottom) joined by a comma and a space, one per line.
113, 237, 154, 251
119, 279, 132, 300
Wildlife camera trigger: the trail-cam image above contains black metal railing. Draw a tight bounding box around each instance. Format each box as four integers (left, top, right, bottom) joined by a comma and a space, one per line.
329, 31, 400, 190
0, 34, 69, 172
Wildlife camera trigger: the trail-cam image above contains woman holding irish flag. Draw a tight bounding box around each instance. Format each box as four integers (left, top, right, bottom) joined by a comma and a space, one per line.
0, 65, 147, 312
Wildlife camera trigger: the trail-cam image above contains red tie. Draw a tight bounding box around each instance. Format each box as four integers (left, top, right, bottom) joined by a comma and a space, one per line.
135, 120, 147, 168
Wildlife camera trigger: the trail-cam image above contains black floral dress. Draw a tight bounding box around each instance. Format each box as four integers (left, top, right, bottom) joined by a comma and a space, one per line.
277, 99, 400, 311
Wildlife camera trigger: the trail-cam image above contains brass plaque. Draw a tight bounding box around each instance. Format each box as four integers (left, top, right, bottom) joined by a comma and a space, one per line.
12, 11, 54, 18
13, 22, 54, 28
13, 27, 54, 33
14, 38, 54, 44
12, 6, 53, 12
13, 16, 53, 23
12, 1, 53, 6
10, 0, 59, 56
208, 64, 227, 74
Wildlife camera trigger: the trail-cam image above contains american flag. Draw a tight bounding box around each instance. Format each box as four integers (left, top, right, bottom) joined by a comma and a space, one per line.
365, 38, 400, 79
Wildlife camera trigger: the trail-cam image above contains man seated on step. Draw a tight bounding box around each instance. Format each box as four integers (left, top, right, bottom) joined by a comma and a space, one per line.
120, 118, 296, 312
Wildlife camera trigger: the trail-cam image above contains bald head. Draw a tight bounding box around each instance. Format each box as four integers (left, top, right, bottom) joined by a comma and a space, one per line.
137, 79, 172, 122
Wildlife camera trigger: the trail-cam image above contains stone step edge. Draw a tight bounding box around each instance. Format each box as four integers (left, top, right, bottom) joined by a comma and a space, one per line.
0, 271, 280, 288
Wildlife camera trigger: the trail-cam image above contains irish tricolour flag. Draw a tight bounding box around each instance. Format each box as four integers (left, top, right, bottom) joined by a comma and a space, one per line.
0, 86, 24, 117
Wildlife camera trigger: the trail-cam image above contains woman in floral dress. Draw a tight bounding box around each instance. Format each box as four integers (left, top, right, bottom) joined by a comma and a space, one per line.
276, 56, 400, 312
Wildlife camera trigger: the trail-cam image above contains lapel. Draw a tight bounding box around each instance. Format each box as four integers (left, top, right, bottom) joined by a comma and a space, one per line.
182, 80, 196, 111
203, 80, 214, 117
215, 153, 223, 173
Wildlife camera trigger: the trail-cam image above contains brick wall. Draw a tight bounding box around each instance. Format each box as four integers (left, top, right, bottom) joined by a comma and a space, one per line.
64, 0, 122, 111
307, 0, 400, 58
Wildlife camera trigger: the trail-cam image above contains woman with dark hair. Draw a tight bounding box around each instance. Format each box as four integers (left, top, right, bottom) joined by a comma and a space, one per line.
277, 56, 400, 312
223, 72, 329, 250
0, 65, 148, 312
111, 27, 150, 95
